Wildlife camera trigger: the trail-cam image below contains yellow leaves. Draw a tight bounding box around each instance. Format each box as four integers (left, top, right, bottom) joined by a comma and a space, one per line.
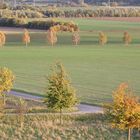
0, 31, 6, 47
0, 67, 15, 94
49, 21, 79, 33
99, 31, 107, 45
23, 29, 30, 47
105, 83, 140, 130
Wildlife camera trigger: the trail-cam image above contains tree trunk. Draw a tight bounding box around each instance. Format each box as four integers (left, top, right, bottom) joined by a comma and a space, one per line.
59, 108, 62, 125
26, 42, 28, 47
128, 128, 131, 140
3, 93, 5, 106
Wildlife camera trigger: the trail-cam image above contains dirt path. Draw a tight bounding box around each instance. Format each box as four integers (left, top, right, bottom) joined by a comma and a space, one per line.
9, 91, 103, 114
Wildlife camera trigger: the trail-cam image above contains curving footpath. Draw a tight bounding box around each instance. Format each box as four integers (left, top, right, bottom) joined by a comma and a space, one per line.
8, 91, 103, 114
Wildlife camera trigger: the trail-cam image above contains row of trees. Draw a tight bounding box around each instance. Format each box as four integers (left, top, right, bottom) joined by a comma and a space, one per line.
0, 28, 81, 47
0, 29, 132, 47
0, 64, 140, 139
47, 30, 132, 46
99, 31, 132, 45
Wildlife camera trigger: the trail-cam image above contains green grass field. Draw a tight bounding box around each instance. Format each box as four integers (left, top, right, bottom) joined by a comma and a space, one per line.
0, 19, 140, 105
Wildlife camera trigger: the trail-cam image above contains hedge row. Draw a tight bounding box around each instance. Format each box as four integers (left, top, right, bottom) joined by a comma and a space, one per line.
0, 18, 78, 30
44, 8, 140, 17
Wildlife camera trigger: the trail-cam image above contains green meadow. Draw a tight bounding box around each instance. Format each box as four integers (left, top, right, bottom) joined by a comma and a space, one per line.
0, 19, 140, 105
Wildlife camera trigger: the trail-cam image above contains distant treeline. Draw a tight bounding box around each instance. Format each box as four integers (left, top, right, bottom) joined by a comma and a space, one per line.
1, 6, 140, 18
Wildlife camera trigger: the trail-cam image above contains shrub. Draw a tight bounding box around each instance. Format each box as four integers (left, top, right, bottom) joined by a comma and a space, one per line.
0, 18, 27, 27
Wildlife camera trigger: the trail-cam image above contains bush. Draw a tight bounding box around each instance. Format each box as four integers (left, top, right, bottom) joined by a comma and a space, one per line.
0, 18, 79, 31
0, 18, 27, 27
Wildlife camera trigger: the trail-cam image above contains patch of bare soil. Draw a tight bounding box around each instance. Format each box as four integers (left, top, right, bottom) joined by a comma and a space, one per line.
0, 27, 45, 33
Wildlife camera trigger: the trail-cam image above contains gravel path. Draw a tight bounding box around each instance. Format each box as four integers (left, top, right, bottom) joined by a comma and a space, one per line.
9, 91, 103, 114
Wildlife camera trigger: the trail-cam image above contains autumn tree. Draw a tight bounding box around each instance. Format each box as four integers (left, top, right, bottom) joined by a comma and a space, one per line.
47, 28, 57, 46
99, 31, 108, 45
105, 83, 140, 140
23, 29, 30, 47
72, 32, 80, 45
44, 62, 78, 124
0, 31, 6, 47
123, 31, 132, 45
0, 67, 15, 105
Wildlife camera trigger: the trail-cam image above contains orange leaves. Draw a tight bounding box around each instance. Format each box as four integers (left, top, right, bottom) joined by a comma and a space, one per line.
105, 83, 140, 130
23, 29, 30, 47
47, 29, 57, 46
0, 31, 6, 47
49, 20, 79, 33
123, 31, 132, 45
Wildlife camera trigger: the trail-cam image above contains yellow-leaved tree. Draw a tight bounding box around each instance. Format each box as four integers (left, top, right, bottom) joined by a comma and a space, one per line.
99, 31, 108, 45
123, 31, 132, 45
105, 83, 140, 140
0, 31, 6, 47
23, 29, 30, 47
0, 67, 15, 105
72, 32, 80, 45
47, 28, 57, 46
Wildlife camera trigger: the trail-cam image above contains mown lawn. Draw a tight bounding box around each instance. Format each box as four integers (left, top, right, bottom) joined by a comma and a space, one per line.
0, 19, 140, 105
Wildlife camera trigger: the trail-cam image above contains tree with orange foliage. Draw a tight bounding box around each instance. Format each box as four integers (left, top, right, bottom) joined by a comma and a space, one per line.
23, 29, 30, 47
72, 32, 80, 45
123, 31, 132, 45
99, 31, 107, 45
47, 28, 57, 46
105, 83, 140, 140
0, 31, 6, 47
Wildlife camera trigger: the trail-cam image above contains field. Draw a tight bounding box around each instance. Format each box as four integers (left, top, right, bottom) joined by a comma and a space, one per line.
0, 114, 137, 140
0, 18, 140, 105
